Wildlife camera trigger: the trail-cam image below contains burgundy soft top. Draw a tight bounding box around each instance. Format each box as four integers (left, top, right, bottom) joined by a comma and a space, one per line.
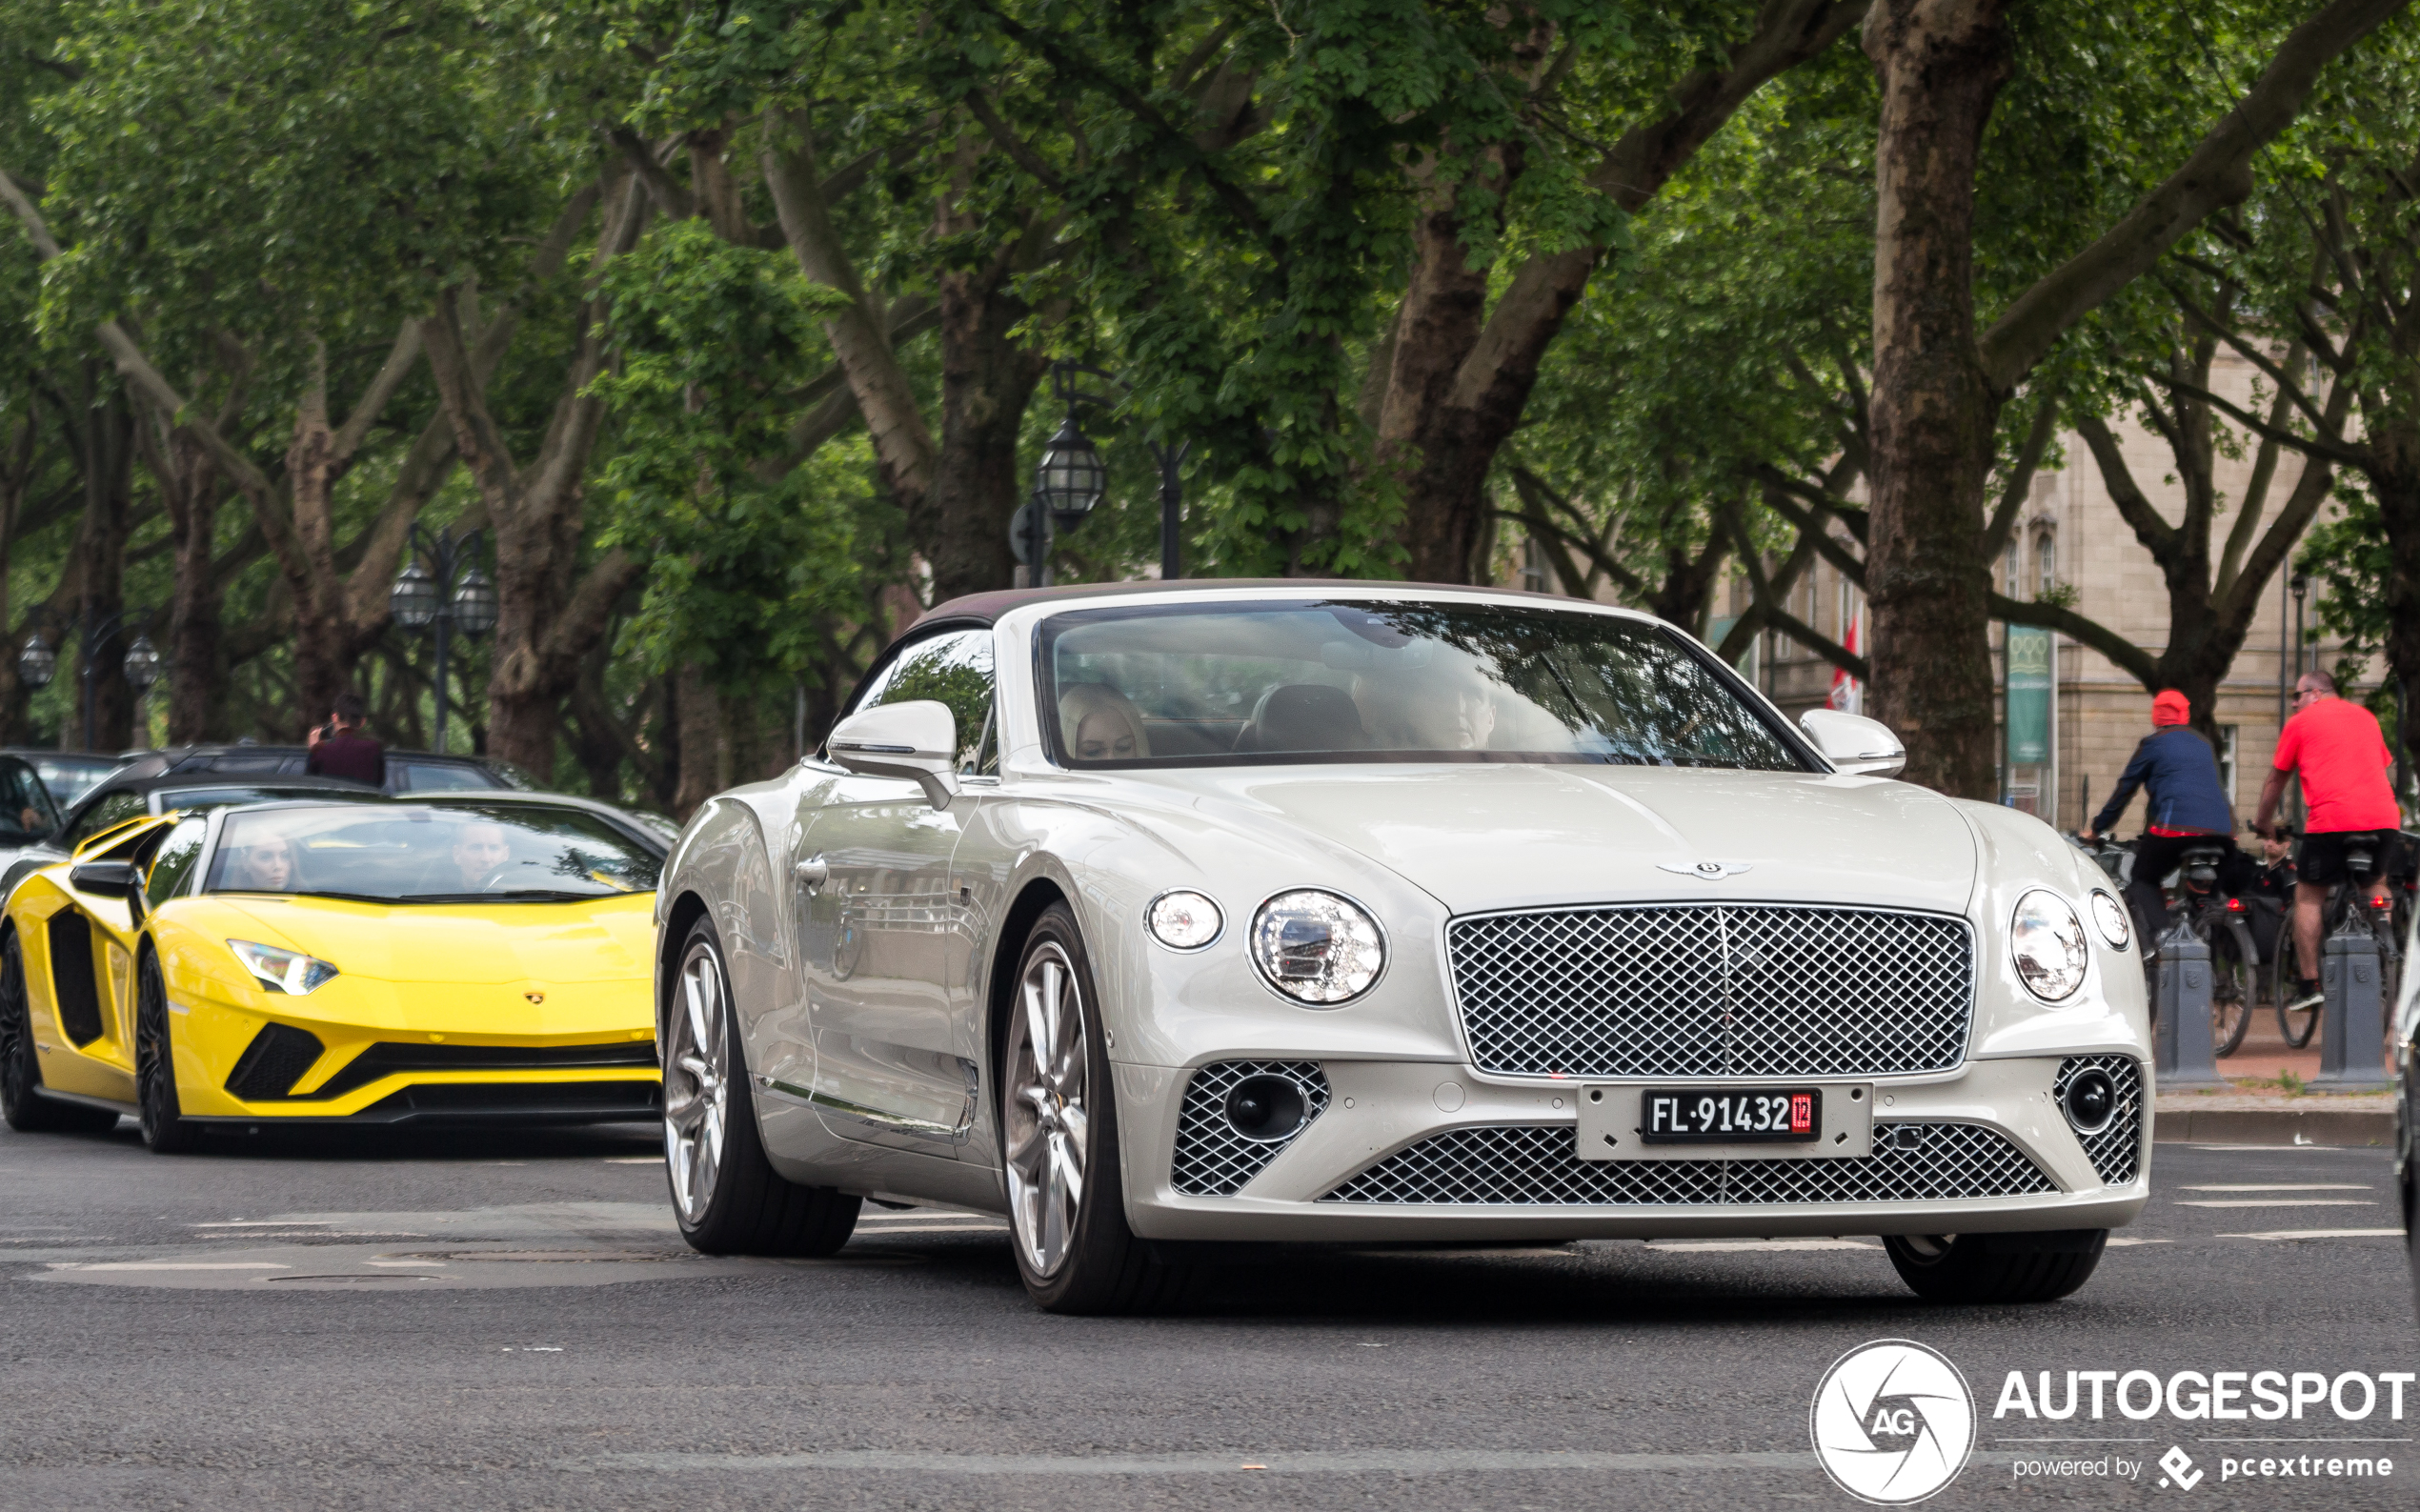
908, 576, 1574, 635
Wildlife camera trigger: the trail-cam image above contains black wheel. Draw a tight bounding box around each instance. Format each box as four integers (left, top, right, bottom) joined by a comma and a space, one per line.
0, 931, 117, 1134
1883, 1230, 2107, 1304
999, 902, 1188, 1315
663, 916, 858, 1256
2210, 926, 2253, 1058
2274, 920, 2320, 1049
134, 952, 203, 1153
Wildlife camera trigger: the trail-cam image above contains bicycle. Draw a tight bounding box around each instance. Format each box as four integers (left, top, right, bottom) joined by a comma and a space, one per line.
2069, 834, 2258, 1054
2265, 827, 2406, 1049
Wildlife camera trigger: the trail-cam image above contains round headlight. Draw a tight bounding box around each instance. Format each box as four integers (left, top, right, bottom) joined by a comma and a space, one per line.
1146, 890, 1223, 951
2088, 890, 2130, 950
1250, 890, 1384, 1004
2010, 890, 2088, 1001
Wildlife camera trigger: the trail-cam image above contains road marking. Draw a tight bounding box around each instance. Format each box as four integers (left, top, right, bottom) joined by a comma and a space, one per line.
2216, 1228, 2408, 1240
1644, 1240, 1878, 1252
851, 1223, 1007, 1237
2178, 1184, 2370, 1192
62, 1261, 291, 1271
556, 1449, 1827, 1475
2102, 1238, 2172, 1246
192, 1220, 334, 1228
2173, 1200, 2376, 1208
603, 1158, 661, 1164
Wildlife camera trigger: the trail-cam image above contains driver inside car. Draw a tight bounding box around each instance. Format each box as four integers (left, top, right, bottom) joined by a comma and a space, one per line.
224, 835, 297, 892
1059, 683, 1152, 762
451, 821, 514, 890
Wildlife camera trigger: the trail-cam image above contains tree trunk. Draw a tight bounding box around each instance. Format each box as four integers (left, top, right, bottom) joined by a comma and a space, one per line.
1860, 0, 2011, 797
2370, 419, 2420, 795
158, 430, 229, 742
671, 663, 720, 818
73, 380, 135, 752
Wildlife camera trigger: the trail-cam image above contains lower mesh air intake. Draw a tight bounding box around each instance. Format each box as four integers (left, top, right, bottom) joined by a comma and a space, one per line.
1321, 1121, 2056, 1205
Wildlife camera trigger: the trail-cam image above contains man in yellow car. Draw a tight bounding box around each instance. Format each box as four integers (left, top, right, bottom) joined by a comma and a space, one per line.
452, 821, 514, 891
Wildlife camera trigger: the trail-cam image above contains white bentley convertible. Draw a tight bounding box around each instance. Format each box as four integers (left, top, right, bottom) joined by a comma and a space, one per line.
655, 582, 2148, 1312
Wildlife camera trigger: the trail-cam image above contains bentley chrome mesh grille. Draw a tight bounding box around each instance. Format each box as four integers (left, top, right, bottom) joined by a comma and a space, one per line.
1171, 1061, 1331, 1196
1447, 904, 1973, 1079
2054, 1055, 2144, 1186
1320, 1122, 2053, 1205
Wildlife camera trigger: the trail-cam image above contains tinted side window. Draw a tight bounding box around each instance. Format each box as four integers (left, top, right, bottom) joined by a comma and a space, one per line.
396, 763, 494, 793
0, 761, 56, 837
146, 817, 209, 905
66, 792, 149, 850
846, 630, 996, 770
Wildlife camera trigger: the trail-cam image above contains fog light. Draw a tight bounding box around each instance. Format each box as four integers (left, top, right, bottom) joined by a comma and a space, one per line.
2062, 1068, 2117, 1134
1224, 1074, 1307, 1142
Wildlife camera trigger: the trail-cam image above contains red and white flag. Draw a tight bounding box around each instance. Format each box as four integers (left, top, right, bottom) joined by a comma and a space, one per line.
1829, 613, 1861, 715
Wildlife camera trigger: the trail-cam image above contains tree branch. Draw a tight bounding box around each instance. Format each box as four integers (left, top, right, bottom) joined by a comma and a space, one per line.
1992, 592, 2162, 688
1978, 0, 2411, 390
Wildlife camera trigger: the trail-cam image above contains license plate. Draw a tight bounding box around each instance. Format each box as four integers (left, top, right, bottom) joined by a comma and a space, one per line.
1640, 1088, 1822, 1144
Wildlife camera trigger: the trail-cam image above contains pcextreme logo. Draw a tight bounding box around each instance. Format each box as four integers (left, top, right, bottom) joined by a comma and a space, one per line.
1810, 1340, 1977, 1504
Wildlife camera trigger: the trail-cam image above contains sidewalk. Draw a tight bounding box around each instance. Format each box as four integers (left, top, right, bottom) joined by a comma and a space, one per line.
2152, 1013, 2399, 1146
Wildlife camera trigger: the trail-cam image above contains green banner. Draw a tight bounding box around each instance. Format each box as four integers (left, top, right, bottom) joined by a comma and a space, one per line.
2006, 625, 2051, 765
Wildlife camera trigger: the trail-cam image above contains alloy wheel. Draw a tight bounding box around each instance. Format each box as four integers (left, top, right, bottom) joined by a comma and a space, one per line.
1004, 938, 1088, 1279
663, 939, 731, 1226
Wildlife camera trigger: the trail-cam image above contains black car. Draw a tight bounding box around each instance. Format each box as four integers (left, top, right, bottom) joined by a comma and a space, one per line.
0, 749, 134, 809
119, 743, 537, 795
0, 773, 388, 896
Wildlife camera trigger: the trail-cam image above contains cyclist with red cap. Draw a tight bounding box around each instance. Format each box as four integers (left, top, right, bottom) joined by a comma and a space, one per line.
2082, 689, 2235, 951
2253, 670, 2403, 1013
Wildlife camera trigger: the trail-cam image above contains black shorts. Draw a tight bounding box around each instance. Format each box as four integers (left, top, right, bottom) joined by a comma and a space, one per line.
2296, 830, 2401, 887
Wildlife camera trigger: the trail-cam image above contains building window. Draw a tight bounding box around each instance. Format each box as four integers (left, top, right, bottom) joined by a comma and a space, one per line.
2035, 532, 2056, 597
2218, 724, 2239, 808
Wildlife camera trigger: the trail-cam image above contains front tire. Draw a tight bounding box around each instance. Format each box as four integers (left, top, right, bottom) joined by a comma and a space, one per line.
663, 917, 858, 1256
135, 953, 203, 1154
1883, 1230, 2107, 1304
0, 931, 117, 1134
999, 902, 1188, 1315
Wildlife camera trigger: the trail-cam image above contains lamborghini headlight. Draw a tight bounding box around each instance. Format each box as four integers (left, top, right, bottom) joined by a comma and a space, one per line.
2009, 891, 2087, 1002
1250, 890, 1383, 1004
228, 939, 339, 996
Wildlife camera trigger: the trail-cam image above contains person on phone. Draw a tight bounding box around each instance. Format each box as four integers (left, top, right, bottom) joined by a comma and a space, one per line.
305, 692, 386, 789
2252, 670, 2401, 1014
2080, 689, 2233, 951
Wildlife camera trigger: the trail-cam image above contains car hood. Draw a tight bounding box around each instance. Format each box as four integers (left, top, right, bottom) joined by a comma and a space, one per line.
1138, 764, 1977, 916
207, 894, 655, 984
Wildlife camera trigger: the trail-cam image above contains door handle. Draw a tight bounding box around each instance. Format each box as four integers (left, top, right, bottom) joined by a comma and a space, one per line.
794, 856, 829, 890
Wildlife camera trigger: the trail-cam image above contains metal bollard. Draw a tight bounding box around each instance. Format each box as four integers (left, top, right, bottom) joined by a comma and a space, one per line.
2312, 917, 2393, 1092
2155, 922, 2227, 1090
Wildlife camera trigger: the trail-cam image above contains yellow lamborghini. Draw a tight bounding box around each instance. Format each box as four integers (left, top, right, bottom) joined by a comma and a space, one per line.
0, 796, 663, 1150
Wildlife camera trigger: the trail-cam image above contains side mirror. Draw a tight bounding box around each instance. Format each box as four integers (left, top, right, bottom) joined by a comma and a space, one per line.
1799, 709, 1906, 778
69, 859, 147, 920
826, 699, 961, 811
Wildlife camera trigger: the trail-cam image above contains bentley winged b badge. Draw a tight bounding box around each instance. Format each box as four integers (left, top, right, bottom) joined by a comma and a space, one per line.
1657, 858, 1753, 881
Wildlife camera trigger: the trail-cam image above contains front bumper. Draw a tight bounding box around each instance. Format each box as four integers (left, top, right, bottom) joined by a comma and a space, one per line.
1115, 1055, 2148, 1242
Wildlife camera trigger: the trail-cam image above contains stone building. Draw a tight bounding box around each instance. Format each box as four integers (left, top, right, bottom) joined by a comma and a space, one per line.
1526, 347, 2370, 834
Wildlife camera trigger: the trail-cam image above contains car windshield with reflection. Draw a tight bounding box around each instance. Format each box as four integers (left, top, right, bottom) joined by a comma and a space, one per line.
1039, 599, 1811, 770
207, 802, 661, 903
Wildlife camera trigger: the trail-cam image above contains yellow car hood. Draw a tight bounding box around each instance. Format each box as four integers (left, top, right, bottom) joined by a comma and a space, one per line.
206, 894, 655, 985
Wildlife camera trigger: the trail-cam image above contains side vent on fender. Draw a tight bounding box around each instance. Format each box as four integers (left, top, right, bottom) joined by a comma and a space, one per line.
225, 1022, 328, 1100
46, 910, 103, 1046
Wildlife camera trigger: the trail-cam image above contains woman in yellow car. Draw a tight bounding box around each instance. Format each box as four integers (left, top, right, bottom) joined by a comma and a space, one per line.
0, 796, 665, 1151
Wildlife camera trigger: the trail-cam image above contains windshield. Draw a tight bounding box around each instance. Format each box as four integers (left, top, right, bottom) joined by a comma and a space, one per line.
1039, 599, 1809, 772
207, 803, 662, 902
31, 756, 121, 808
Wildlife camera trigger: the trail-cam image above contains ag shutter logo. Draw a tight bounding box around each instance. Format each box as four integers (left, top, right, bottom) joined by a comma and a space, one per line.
1810, 1340, 1977, 1504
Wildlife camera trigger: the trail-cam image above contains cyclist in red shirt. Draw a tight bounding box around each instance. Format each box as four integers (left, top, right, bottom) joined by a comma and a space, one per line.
2252, 670, 2403, 1012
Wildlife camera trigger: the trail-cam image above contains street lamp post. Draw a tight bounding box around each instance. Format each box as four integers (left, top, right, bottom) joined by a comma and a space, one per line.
15, 607, 157, 751
1012, 360, 1189, 587
2290, 571, 2309, 681
390, 527, 497, 751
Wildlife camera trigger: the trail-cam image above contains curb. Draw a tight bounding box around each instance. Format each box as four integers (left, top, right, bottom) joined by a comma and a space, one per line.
2152, 1107, 2396, 1147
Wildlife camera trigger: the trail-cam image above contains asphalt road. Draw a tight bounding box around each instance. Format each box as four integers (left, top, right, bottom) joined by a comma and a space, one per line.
2, 1119, 2411, 1510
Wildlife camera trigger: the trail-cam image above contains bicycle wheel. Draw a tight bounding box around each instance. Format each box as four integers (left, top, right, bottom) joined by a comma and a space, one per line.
2273, 908, 2321, 1049
2209, 925, 2253, 1058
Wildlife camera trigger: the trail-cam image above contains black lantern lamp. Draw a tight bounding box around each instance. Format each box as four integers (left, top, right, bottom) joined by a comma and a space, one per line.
453, 567, 498, 639
18, 635, 55, 692
390, 559, 440, 631
1036, 416, 1107, 531
122, 635, 161, 694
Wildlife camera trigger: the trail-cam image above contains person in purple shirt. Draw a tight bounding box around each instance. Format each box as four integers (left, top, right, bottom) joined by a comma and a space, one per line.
305, 692, 386, 788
